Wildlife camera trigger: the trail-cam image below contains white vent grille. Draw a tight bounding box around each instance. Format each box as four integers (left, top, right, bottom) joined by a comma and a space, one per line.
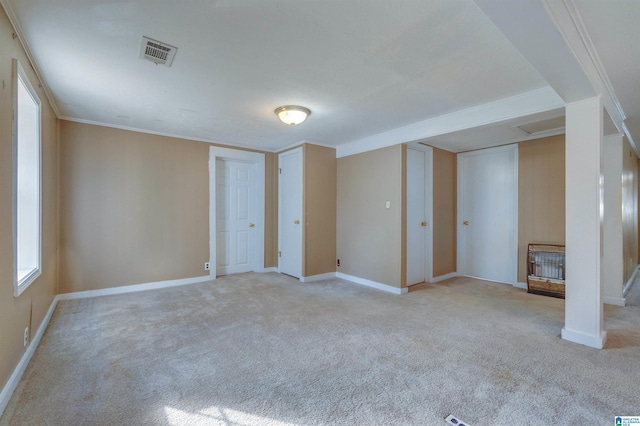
139, 36, 177, 67
516, 116, 565, 135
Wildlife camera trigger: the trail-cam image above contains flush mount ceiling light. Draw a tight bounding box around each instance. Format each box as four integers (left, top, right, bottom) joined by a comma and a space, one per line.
275, 105, 311, 125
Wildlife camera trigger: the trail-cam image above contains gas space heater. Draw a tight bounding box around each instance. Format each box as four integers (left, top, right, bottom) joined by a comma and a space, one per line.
527, 243, 565, 298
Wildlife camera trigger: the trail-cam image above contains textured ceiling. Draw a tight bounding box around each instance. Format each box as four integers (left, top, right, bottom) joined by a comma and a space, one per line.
573, 0, 640, 149
3, 0, 638, 153
4, 0, 548, 151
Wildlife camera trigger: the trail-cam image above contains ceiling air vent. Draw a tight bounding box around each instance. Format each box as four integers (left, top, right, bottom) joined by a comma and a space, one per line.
139, 36, 177, 67
516, 116, 565, 135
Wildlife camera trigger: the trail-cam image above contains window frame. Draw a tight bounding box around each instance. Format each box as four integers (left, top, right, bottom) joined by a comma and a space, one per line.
12, 59, 42, 297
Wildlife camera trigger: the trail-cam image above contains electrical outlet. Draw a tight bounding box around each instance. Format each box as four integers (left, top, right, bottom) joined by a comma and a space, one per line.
337, 259, 340, 267
204, 262, 210, 271
23, 327, 29, 347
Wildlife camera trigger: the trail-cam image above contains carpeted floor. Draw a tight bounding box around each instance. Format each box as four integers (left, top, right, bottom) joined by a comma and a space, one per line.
1, 273, 639, 425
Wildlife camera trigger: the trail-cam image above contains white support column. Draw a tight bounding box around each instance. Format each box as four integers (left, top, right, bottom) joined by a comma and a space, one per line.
562, 97, 607, 349
602, 134, 626, 306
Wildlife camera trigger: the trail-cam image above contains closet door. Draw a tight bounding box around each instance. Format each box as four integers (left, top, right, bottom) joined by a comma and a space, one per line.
458, 145, 517, 284
406, 147, 433, 285
278, 148, 303, 278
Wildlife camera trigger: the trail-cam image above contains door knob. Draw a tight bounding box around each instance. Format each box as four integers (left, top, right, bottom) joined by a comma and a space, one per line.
421, 221, 427, 227
463, 220, 470, 226
249, 223, 255, 228
294, 220, 300, 224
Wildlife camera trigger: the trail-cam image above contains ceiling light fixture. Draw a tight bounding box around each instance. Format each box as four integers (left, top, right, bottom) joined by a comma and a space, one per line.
275, 105, 311, 125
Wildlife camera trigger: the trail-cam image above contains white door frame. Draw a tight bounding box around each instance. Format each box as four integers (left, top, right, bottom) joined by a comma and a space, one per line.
406, 144, 434, 284
209, 146, 265, 278
457, 144, 518, 285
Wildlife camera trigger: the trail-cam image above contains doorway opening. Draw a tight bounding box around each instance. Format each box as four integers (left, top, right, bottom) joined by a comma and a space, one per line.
209, 147, 265, 278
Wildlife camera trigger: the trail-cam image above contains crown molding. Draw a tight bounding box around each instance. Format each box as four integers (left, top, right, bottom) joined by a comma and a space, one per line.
0, 0, 61, 118
543, 0, 637, 155
61, 117, 276, 152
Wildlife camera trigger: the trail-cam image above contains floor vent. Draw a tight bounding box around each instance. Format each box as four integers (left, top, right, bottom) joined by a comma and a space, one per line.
445, 414, 471, 426
139, 36, 177, 67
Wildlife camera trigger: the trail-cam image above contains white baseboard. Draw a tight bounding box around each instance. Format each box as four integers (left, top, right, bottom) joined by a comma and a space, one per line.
603, 296, 626, 307
431, 272, 459, 283
300, 272, 336, 282
56, 275, 212, 300
623, 265, 640, 297
561, 327, 607, 349
258, 267, 277, 273
336, 272, 408, 295
514, 281, 528, 290
0, 295, 58, 417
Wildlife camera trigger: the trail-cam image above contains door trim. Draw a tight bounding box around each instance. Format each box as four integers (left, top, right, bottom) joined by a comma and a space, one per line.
209, 146, 265, 278
456, 144, 518, 285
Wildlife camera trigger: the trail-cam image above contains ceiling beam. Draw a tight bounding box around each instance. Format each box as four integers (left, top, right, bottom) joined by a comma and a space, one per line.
336, 87, 563, 158
543, 0, 637, 154
472, 0, 595, 103
473, 0, 637, 154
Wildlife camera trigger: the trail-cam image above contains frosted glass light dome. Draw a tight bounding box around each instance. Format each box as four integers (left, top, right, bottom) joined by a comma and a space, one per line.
275, 105, 311, 125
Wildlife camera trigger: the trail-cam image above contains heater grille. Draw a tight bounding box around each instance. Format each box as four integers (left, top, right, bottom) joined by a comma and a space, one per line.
527, 243, 566, 298
139, 36, 177, 67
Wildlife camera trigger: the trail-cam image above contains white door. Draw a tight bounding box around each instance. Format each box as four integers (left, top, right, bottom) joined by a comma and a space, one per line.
406, 147, 433, 285
458, 145, 517, 285
278, 148, 303, 278
216, 159, 255, 275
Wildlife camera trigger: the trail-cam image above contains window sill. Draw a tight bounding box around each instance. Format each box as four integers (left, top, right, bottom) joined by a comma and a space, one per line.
15, 267, 41, 297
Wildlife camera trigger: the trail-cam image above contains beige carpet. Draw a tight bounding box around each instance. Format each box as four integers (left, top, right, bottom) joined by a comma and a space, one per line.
1, 272, 639, 425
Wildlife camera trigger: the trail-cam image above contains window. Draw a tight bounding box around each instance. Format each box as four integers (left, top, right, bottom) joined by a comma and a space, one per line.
13, 59, 42, 297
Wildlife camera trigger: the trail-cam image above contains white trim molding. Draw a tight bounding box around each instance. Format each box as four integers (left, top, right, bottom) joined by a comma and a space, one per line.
0, 274, 213, 417
209, 147, 266, 278
57, 276, 212, 300
12, 59, 43, 297
623, 265, 640, 297
336, 87, 563, 158
336, 272, 408, 295
0, 0, 61, 118
514, 282, 528, 290
63, 117, 263, 152
542, 0, 636, 154
276, 140, 337, 154
431, 272, 459, 283
0, 295, 58, 417
300, 272, 336, 283
561, 327, 607, 350
603, 297, 626, 307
